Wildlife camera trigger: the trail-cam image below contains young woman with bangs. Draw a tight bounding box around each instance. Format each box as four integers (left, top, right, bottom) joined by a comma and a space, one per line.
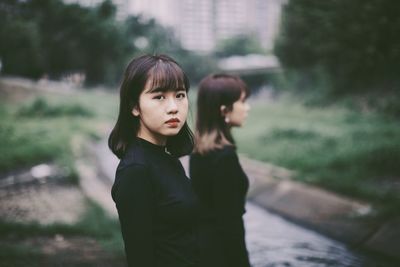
190, 74, 252, 267
109, 54, 199, 267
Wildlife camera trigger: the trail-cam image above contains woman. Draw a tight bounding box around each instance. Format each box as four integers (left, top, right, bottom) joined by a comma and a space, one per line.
109, 54, 199, 267
190, 74, 251, 267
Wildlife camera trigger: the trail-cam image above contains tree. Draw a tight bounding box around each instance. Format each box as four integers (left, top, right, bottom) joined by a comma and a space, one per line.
215, 34, 265, 57
0, 0, 136, 85
0, 0, 217, 86
275, 0, 400, 94
0, 0, 45, 78
127, 18, 218, 84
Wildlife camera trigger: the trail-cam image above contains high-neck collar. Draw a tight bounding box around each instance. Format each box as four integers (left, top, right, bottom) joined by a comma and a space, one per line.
136, 137, 167, 153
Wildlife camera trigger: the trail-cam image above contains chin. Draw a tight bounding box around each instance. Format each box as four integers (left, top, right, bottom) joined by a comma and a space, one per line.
163, 129, 181, 136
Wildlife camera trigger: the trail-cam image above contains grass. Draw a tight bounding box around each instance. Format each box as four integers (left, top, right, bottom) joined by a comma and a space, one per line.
0, 80, 123, 264
0, 84, 118, 176
234, 94, 400, 216
1, 78, 398, 224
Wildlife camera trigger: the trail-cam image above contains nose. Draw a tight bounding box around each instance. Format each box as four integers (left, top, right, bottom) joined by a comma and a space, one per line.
167, 98, 178, 114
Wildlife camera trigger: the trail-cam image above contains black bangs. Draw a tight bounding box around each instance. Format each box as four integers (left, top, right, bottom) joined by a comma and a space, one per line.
147, 60, 190, 93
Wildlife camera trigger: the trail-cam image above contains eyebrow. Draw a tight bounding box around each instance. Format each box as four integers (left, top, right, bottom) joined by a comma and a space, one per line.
145, 87, 186, 94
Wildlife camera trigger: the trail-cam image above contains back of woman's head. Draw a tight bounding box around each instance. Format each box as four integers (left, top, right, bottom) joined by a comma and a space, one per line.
194, 73, 250, 154
108, 54, 193, 158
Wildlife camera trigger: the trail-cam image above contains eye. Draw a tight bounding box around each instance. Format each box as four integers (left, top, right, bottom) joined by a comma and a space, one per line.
176, 92, 186, 99
153, 95, 165, 100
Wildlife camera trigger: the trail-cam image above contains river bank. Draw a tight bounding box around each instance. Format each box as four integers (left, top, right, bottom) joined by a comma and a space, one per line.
1, 76, 399, 262
241, 156, 400, 260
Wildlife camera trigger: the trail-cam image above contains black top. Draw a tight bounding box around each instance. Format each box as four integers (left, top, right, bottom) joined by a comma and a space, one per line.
189, 146, 251, 267
111, 138, 199, 267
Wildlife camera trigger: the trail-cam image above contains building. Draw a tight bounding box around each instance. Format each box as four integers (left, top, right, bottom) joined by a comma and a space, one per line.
129, 0, 286, 53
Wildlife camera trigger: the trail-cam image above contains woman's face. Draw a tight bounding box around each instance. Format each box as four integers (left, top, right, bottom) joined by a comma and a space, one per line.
133, 80, 189, 145
225, 91, 250, 127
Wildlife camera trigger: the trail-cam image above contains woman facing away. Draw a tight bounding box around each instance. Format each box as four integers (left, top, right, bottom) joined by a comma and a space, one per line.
189, 74, 252, 267
108, 54, 199, 267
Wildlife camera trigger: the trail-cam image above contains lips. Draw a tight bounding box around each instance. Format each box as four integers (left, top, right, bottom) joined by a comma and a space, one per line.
165, 118, 180, 123
165, 118, 180, 128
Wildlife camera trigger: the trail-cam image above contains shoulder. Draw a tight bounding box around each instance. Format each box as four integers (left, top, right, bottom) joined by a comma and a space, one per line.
116, 163, 149, 178
114, 164, 151, 187
216, 145, 236, 155
213, 145, 238, 162
112, 163, 153, 202
191, 145, 238, 164
118, 142, 148, 170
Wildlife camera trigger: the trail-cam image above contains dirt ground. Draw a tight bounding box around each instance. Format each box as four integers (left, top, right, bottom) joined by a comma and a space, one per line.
0, 166, 126, 267
0, 236, 126, 267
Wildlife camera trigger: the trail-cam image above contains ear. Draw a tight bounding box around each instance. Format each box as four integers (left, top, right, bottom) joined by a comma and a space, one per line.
220, 105, 227, 116
132, 105, 140, 117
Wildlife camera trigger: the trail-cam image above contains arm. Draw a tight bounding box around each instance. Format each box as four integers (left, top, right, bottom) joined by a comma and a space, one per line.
213, 149, 251, 267
113, 164, 155, 267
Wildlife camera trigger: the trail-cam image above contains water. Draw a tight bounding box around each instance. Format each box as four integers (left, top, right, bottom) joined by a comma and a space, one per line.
245, 203, 396, 267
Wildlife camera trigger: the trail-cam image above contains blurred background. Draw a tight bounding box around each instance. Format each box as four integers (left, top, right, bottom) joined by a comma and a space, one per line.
0, 0, 399, 266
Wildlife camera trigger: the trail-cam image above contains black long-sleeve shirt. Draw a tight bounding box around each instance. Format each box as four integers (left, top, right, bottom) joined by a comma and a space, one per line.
112, 138, 199, 267
190, 146, 251, 267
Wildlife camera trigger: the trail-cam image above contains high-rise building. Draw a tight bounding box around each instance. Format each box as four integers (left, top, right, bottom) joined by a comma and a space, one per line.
130, 0, 180, 26
129, 0, 286, 53
178, 0, 215, 52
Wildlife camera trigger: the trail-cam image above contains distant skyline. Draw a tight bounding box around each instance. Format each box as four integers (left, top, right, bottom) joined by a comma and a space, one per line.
63, 0, 286, 53
129, 0, 286, 52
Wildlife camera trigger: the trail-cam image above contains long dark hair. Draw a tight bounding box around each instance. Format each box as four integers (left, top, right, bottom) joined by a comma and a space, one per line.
194, 73, 250, 154
108, 54, 194, 158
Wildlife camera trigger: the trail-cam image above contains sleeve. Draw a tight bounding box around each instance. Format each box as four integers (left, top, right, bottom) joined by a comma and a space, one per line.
213, 150, 251, 267
113, 164, 155, 267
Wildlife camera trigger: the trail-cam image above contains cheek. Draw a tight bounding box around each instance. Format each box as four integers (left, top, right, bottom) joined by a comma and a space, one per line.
232, 103, 241, 115
138, 98, 160, 121
180, 99, 189, 113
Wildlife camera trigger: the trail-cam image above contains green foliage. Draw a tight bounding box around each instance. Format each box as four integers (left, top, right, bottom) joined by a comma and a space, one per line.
128, 18, 219, 84
0, 92, 102, 174
0, 0, 218, 86
0, 118, 62, 173
0, 85, 117, 174
0, 0, 134, 85
235, 96, 400, 213
215, 34, 265, 57
97, 0, 116, 19
0, 18, 44, 78
172, 51, 219, 84
275, 0, 400, 94
17, 97, 93, 118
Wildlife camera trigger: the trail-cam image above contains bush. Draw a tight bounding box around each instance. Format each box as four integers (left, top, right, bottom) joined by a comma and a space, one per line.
275, 0, 400, 94
17, 97, 93, 118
